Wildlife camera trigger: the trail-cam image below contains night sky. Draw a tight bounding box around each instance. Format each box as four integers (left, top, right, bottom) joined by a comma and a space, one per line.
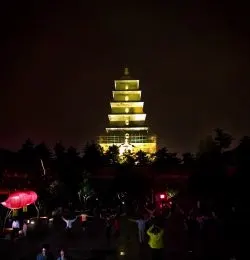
1, 1, 249, 153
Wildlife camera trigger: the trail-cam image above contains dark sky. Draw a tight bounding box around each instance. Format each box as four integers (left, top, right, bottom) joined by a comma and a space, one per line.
1, 1, 249, 153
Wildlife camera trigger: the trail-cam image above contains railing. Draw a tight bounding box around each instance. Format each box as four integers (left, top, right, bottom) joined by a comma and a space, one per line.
98, 135, 156, 144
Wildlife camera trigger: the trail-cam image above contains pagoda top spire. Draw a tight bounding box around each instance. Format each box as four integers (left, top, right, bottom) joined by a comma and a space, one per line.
120, 67, 133, 80
124, 67, 129, 76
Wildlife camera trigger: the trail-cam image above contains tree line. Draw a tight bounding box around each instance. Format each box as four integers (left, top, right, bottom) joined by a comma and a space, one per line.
0, 128, 249, 203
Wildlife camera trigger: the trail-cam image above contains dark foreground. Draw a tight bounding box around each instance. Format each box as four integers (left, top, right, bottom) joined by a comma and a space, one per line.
0, 213, 228, 260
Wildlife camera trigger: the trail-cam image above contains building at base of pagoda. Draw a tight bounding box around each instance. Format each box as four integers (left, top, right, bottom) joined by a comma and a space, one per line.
98, 68, 157, 154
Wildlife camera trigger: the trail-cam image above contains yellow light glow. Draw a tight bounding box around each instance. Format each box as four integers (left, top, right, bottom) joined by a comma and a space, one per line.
125, 85, 128, 90
110, 102, 144, 108
125, 120, 129, 125
125, 108, 129, 113
108, 114, 146, 122
114, 80, 139, 84
99, 142, 157, 154
106, 127, 149, 131
112, 90, 141, 95
125, 96, 129, 101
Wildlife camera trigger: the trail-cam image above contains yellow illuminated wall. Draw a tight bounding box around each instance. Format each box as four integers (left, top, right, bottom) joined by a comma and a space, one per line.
99, 142, 156, 154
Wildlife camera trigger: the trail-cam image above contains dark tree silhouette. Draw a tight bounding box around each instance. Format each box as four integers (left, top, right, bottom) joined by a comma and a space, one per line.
182, 152, 195, 166
35, 142, 52, 161
214, 128, 233, 151
54, 142, 66, 159
122, 151, 135, 166
153, 147, 169, 169
135, 150, 150, 166
105, 145, 120, 165
65, 146, 82, 190
190, 130, 233, 197
82, 142, 104, 171
18, 139, 38, 174
153, 147, 180, 170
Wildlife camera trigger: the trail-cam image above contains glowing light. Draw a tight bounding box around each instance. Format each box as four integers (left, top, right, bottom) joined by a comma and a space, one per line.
1, 191, 38, 209
106, 127, 149, 132
120, 251, 126, 256
160, 194, 165, 199
30, 220, 35, 225
112, 90, 141, 99
125, 85, 128, 90
125, 120, 129, 125
108, 114, 146, 121
110, 102, 144, 108
125, 108, 129, 113
40, 159, 46, 176
125, 96, 129, 101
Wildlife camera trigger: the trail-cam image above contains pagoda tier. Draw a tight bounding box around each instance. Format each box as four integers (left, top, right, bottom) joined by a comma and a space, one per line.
98, 68, 157, 154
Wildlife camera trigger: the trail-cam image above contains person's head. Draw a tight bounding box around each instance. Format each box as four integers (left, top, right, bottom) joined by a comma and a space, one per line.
151, 225, 161, 235
41, 248, 46, 256
59, 249, 65, 257
42, 244, 50, 252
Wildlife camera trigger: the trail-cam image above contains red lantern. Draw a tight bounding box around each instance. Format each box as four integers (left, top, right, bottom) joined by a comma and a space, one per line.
1, 190, 38, 210
24, 191, 38, 205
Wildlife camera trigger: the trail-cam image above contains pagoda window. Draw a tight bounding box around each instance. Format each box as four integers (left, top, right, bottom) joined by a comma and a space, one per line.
125, 120, 129, 125
125, 96, 129, 101
125, 108, 129, 113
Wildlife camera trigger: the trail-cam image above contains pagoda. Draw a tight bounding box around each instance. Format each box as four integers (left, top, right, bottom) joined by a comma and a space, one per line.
98, 68, 157, 154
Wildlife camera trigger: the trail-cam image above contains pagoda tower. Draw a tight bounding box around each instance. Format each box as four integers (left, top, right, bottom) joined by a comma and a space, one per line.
98, 68, 157, 154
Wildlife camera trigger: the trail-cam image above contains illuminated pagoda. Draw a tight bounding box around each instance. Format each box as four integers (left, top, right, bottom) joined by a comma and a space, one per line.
98, 68, 157, 155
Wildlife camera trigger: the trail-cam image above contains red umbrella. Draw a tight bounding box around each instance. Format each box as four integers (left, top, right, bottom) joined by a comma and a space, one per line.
1, 191, 38, 210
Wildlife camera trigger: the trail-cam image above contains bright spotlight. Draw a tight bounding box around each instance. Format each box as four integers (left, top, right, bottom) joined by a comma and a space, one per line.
120, 251, 126, 256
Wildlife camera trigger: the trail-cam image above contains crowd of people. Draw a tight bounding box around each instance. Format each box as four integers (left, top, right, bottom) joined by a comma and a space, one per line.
3, 195, 239, 260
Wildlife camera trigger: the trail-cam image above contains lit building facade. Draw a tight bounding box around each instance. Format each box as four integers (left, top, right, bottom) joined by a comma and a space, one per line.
98, 68, 157, 154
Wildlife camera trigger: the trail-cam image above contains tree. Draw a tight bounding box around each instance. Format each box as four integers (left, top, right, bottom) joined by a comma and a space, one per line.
167, 152, 181, 167
121, 151, 135, 166
53, 142, 67, 184
105, 145, 120, 165
153, 147, 169, 167
153, 147, 180, 170
198, 135, 217, 155
83, 142, 104, 171
35, 142, 52, 160
78, 172, 95, 208
35, 142, 53, 177
182, 152, 196, 168
18, 139, 37, 173
214, 128, 233, 152
54, 142, 66, 160
67, 146, 79, 160
65, 146, 82, 192
135, 150, 150, 166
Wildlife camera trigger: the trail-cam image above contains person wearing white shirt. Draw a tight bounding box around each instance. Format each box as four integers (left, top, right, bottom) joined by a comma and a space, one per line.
11, 218, 20, 240
62, 216, 77, 230
129, 215, 149, 243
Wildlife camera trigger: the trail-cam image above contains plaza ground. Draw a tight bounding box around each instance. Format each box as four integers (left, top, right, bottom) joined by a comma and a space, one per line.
0, 209, 227, 260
